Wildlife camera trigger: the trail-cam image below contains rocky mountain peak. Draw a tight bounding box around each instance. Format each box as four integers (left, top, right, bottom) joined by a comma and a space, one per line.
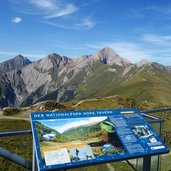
35, 53, 72, 72
93, 46, 131, 66
15, 54, 23, 58
0, 54, 31, 72
99, 46, 119, 60
13, 54, 31, 64
136, 59, 151, 67
47, 53, 61, 60
151, 62, 169, 72
100, 46, 117, 54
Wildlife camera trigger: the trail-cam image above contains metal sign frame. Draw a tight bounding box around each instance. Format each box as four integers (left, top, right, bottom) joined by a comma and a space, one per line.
30, 108, 170, 171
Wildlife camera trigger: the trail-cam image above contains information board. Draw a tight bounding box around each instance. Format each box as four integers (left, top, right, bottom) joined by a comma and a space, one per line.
30, 108, 170, 171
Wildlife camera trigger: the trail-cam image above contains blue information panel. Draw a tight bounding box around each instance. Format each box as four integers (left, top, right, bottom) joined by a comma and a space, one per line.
30, 108, 169, 171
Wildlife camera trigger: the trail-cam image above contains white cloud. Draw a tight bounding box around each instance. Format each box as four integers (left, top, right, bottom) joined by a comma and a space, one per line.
11, 17, 22, 23
87, 41, 152, 63
111, 42, 152, 62
10, 1, 96, 30
142, 34, 171, 44
0, 51, 18, 56
129, 5, 171, 20
86, 40, 171, 65
144, 5, 171, 19
29, 0, 77, 18
75, 17, 95, 29
29, 0, 55, 9
40, 21, 74, 29
45, 4, 77, 19
41, 17, 95, 30
140, 34, 171, 65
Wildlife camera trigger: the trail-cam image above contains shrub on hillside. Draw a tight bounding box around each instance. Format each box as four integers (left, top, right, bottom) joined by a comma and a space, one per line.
3, 108, 21, 116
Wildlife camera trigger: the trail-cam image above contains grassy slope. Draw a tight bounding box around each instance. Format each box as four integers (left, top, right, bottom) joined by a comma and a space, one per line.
64, 95, 168, 111
76, 62, 123, 99
0, 119, 32, 171
116, 66, 171, 105
77, 64, 171, 105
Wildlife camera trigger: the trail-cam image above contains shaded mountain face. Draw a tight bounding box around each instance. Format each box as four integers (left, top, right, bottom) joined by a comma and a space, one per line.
0, 54, 32, 106
0, 71, 16, 107
0, 47, 171, 107
0, 55, 32, 72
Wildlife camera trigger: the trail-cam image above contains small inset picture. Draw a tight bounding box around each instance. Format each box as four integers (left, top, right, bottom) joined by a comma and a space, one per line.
102, 143, 117, 155
69, 145, 95, 162
132, 125, 152, 138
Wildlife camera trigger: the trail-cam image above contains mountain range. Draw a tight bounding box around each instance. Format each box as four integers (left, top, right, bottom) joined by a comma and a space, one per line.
0, 47, 171, 108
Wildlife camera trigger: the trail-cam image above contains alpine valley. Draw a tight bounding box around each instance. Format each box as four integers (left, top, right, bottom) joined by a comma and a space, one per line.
0, 47, 171, 108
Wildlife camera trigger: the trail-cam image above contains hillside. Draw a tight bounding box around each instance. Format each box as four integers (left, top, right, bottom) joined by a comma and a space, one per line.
77, 63, 171, 104
63, 122, 102, 141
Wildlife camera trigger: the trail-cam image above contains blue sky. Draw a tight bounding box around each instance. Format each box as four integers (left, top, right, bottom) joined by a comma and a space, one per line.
0, 0, 171, 65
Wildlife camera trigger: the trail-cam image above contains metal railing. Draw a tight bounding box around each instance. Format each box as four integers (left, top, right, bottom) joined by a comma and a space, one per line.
0, 108, 171, 171
142, 107, 171, 114
0, 129, 32, 170
0, 129, 32, 137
